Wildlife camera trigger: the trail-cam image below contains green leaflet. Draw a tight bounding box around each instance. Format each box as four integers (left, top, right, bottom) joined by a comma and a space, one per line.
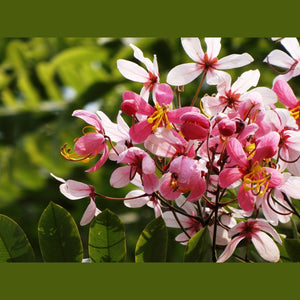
0, 214, 35, 262
184, 227, 212, 262
89, 209, 126, 262
38, 201, 83, 262
135, 216, 168, 262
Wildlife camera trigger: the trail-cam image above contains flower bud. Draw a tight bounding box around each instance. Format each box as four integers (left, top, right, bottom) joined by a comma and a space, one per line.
180, 112, 210, 140
218, 118, 236, 136
121, 99, 139, 116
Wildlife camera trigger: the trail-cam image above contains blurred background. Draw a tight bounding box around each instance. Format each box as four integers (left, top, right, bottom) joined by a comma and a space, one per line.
0, 37, 298, 262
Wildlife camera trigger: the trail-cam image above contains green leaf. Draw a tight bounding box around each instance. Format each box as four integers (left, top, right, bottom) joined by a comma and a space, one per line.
0, 214, 35, 262
183, 227, 212, 262
135, 216, 168, 262
89, 209, 126, 262
283, 238, 300, 262
38, 202, 83, 262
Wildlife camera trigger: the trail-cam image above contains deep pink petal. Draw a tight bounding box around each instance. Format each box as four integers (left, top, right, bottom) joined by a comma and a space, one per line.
218, 167, 244, 188
272, 79, 298, 108
238, 186, 255, 213
226, 138, 249, 168
159, 174, 182, 200
74, 133, 105, 155
167, 106, 200, 124
129, 120, 153, 143
155, 83, 173, 105
142, 173, 160, 194
85, 144, 109, 173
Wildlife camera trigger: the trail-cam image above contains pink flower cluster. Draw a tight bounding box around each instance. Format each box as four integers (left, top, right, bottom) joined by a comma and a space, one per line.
53, 38, 300, 263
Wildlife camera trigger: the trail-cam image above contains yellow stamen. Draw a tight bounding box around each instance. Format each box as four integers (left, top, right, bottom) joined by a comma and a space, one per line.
60, 144, 97, 163
290, 106, 300, 120
148, 103, 172, 130
242, 161, 271, 197
244, 143, 256, 160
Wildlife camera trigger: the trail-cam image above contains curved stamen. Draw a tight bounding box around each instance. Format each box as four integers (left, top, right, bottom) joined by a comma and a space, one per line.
60, 144, 97, 163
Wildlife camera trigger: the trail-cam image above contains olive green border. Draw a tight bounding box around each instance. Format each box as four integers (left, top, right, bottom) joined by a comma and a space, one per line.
0, 1, 299, 299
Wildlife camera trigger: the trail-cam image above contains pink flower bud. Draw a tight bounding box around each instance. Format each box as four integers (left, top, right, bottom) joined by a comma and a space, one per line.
218, 118, 236, 136
121, 99, 139, 116
180, 112, 210, 140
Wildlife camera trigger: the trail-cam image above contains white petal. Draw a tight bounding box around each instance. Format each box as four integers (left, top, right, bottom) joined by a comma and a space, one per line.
124, 190, 149, 208
280, 38, 300, 60
264, 49, 295, 69
117, 59, 148, 82
181, 37, 204, 62
251, 231, 280, 262
217, 235, 244, 263
130, 44, 155, 73
162, 211, 191, 228
217, 53, 253, 69
231, 69, 260, 94
167, 63, 202, 86
254, 219, 282, 244
205, 37, 221, 58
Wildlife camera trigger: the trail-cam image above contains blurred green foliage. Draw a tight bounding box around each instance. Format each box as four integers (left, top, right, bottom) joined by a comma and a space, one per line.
0, 37, 299, 262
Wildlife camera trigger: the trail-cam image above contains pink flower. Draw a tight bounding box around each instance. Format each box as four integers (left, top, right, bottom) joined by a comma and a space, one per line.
167, 38, 254, 86
109, 147, 159, 194
126, 83, 199, 143
272, 79, 300, 127
50, 173, 101, 226
218, 132, 282, 213
264, 38, 300, 82
61, 110, 109, 172
117, 43, 159, 101
217, 219, 282, 262
159, 156, 206, 202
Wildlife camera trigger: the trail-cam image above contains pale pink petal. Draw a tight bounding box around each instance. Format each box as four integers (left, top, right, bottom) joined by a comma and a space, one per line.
109, 166, 131, 188
60, 180, 92, 200
216, 53, 254, 69
206, 69, 228, 85
205, 37, 221, 58
265, 167, 282, 188
264, 49, 295, 69
117, 59, 148, 83
219, 167, 244, 189
72, 110, 103, 131
97, 111, 129, 143
50, 173, 65, 183
159, 174, 182, 200
124, 190, 149, 208
144, 133, 176, 158
181, 37, 204, 62
280, 174, 300, 199
217, 235, 245, 263
141, 154, 156, 174
251, 231, 280, 262
80, 200, 99, 226
280, 38, 300, 60
254, 219, 282, 244
162, 211, 191, 228
245, 87, 277, 106
167, 63, 203, 86
231, 69, 260, 94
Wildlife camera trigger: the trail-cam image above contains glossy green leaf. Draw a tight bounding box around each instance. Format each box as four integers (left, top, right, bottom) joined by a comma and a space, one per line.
283, 238, 300, 262
135, 216, 168, 262
38, 201, 83, 262
89, 209, 126, 262
183, 227, 212, 262
0, 214, 35, 262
